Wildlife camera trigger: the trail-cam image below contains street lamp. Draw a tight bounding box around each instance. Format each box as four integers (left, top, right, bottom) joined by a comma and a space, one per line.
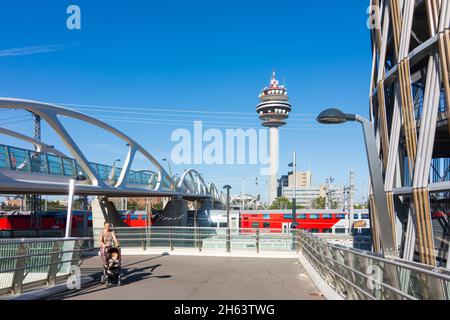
316, 108, 397, 256
108, 159, 121, 182
288, 152, 298, 229
162, 158, 173, 177
223, 185, 232, 252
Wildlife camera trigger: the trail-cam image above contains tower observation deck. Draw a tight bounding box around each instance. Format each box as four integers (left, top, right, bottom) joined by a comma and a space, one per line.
256, 72, 292, 205
256, 72, 292, 127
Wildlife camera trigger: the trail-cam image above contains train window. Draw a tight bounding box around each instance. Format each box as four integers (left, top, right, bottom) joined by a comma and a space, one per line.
361, 214, 370, 219
323, 214, 332, 219
309, 214, 319, 219
297, 214, 306, 219
335, 228, 346, 234
251, 222, 259, 228
310, 228, 319, 233
322, 228, 332, 233
335, 214, 346, 219
283, 214, 292, 219
263, 222, 270, 228
263, 214, 270, 220
353, 214, 359, 219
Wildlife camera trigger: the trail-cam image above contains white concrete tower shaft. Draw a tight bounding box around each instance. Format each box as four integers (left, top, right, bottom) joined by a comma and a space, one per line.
268, 127, 279, 204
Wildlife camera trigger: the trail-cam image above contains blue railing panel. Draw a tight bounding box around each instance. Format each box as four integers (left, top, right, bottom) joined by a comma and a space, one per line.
8, 147, 30, 172
47, 154, 63, 175
30, 152, 48, 174
0, 144, 177, 190
0, 145, 9, 170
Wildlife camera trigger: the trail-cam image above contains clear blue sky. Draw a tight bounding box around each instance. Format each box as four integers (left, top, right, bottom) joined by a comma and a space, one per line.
0, 0, 372, 203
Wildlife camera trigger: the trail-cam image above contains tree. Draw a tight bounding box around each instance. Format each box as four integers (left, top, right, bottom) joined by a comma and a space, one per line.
330, 201, 339, 209
311, 196, 326, 209
269, 197, 292, 209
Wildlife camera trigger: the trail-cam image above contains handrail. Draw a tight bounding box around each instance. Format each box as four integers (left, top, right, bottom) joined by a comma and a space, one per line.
0, 237, 93, 296
301, 231, 450, 281
296, 230, 450, 300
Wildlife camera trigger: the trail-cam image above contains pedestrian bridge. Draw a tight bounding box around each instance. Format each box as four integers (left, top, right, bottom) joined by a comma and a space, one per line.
0, 98, 224, 203
1, 228, 449, 300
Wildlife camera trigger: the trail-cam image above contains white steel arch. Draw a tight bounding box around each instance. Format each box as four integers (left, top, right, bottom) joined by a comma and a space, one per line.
0, 98, 221, 201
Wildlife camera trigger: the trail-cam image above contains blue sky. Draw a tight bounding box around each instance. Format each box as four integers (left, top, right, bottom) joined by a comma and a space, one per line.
0, 0, 372, 203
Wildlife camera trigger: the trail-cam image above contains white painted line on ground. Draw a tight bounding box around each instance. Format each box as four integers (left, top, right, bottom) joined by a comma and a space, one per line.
120, 248, 299, 259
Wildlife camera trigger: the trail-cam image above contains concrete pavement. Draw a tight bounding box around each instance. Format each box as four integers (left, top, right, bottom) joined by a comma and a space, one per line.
49, 254, 324, 300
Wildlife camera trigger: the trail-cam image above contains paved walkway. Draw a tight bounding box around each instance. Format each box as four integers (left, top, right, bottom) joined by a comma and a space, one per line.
49, 254, 324, 300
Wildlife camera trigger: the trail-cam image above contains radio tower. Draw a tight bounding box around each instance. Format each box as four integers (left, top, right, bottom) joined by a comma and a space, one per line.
256, 71, 292, 205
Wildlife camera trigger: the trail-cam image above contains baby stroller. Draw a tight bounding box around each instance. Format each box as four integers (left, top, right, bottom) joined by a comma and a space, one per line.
101, 246, 122, 286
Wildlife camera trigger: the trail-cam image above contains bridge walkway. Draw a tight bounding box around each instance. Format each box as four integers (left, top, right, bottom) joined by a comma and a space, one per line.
48, 254, 324, 300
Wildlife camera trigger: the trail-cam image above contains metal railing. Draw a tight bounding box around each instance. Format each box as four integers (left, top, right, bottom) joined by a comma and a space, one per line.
0, 237, 92, 295
105, 227, 294, 253
296, 230, 450, 300
0, 228, 93, 239
96, 226, 450, 300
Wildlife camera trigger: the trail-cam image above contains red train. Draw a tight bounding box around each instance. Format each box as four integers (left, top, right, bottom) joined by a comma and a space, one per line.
0, 210, 151, 234
240, 210, 368, 234
0, 211, 90, 231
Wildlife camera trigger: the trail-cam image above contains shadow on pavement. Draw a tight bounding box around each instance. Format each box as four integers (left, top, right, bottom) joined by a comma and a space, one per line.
48, 255, 171, 300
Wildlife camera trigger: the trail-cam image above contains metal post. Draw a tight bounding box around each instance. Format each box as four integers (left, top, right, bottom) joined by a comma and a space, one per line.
197, 231, 202, 252
11, 242, 27, 294
194, 200, 197, 228
227, 189, 231, 253
256, 228, 260, 253
141, 229, 146, 251
223, 185, 232, 253
169, 227, 173, 251
349, 169, 355, 234
357, 115, 397, 256
296, 230, 300, 254
47, 241, 61, 285
65, 179, 75, 238
292, 152, 298, 228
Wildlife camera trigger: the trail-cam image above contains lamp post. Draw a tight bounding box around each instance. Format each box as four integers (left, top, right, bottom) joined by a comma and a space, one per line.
162, 158, 173, 177
316, 108, 397, 256
288, 152, 298, 229
223, 185, 232, 252
108, 158, 121, 183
